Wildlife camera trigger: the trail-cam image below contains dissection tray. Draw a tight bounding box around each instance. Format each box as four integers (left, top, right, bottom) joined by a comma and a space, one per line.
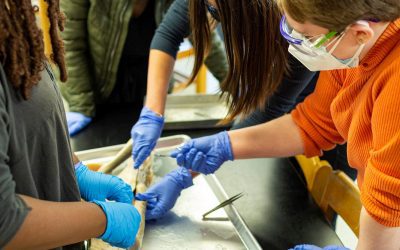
163, 94, 231, 130
76, 135, 260, 250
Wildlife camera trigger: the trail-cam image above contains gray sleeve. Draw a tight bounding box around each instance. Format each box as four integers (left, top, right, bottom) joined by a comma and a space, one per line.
0, 82, 30, 247
150, 0, 190, 58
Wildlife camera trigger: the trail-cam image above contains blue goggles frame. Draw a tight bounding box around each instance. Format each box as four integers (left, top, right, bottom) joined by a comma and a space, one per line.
279, 15, 337, 48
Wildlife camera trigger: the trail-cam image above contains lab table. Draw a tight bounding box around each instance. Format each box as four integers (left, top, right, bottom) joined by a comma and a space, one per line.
70, 104, 343, 249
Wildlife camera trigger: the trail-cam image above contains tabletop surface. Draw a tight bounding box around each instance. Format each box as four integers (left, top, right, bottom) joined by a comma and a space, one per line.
70, 103, 342, 249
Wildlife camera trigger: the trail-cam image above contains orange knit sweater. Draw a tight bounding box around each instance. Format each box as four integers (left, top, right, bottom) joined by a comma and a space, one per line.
291, 20, 400, 227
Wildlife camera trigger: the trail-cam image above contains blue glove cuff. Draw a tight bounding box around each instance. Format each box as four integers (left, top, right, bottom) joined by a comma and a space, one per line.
141, 107, 165, 125
220, 131, 234, 161
74, 161, 85, 170
167, 167, 194, 189
90, 200, 112, 240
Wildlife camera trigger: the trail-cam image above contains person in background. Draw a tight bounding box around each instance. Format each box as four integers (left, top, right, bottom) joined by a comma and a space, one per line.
60, 0, 227, 136
0, 1, 140, 248
144, 0, 400, 249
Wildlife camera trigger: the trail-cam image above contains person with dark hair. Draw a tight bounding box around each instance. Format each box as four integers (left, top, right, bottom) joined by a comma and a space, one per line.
151, 0, 400, 249
0, 1, 141, 248
131, 0, 289, 168
59, 0, 227, 137
133, 0, 355, 222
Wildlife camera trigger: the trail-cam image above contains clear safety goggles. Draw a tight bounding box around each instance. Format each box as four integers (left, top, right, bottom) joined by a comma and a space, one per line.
279, 15, 342, 57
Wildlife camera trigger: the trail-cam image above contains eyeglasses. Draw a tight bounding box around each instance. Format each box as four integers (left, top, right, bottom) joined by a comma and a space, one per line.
279, 15, 338, 49
205, 1, 220, 22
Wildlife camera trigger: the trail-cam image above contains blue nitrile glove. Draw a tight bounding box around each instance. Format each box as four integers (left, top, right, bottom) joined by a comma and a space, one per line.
66, 112, 92, 136
91, 200, 141, 248
289, 245, 350, 250
135, 167, 193, 220
75, 162, 133, 204
170, 131, 233, 175
131, 107, 164, 169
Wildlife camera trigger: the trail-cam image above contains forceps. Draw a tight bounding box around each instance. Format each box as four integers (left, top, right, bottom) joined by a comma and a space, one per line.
202, 192, 244, 219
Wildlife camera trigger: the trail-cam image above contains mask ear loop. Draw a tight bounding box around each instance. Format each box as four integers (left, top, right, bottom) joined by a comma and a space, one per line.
326, 32, 365, 66
343, 43, 366, 66
328, 20, 369, 65
326, 31, 346, 54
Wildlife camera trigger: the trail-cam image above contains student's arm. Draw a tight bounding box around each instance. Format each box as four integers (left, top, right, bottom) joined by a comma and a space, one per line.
4, 196, 105, 250
146, 0, 190, 114
131, 0, 194, 167
169, 70, 345, 176
145, 50, 175, 114
289, 71, 345, 157
229, 114, 305, 158
229, 70, 343, 159
146, 0, 228, 113
357, 208, 400, 250
357, 69, 400, 249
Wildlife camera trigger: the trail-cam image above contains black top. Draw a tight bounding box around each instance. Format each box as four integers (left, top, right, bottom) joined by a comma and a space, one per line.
122, 0, 157, 57
150, 0, 190, 58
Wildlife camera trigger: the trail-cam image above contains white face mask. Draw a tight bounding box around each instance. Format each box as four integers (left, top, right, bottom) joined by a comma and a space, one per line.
288, 29, 366, 72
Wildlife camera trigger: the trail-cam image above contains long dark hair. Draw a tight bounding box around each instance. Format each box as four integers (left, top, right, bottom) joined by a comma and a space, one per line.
189, 0, 288, 120
0, 0, 67, 99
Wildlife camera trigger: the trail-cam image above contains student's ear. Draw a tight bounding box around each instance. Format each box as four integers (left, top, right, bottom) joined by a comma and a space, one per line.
348, 21, 374, 45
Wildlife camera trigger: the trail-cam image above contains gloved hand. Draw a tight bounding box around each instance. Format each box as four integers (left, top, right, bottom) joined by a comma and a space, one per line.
170, 131, 233, 175
131, 107, 164, 169
289, 245, 350, 250
91, 200, 141, 248
75, 162, 133, 204
135, 167, 193, 220
66, 112, 92, 136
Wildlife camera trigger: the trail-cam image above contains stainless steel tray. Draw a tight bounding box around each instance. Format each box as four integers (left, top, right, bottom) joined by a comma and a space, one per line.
76, 135, 260, 250
163, 94, 232, 130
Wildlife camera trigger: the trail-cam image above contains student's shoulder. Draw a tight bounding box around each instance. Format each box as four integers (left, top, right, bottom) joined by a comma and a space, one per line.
385, 39, 400, 63
379, 42, 400, 77
373, 44, 400, 96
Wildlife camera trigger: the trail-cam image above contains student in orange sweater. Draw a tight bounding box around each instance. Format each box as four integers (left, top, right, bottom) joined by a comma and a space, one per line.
151, 0, 400, 249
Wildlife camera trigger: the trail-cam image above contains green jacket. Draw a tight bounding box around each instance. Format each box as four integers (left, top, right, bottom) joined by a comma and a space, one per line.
60, 0, 228, 117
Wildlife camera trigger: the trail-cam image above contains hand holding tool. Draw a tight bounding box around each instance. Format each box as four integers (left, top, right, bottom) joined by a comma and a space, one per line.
170, 131, 233, 175
135, 167, 193, 220
131, 107, 164, 169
